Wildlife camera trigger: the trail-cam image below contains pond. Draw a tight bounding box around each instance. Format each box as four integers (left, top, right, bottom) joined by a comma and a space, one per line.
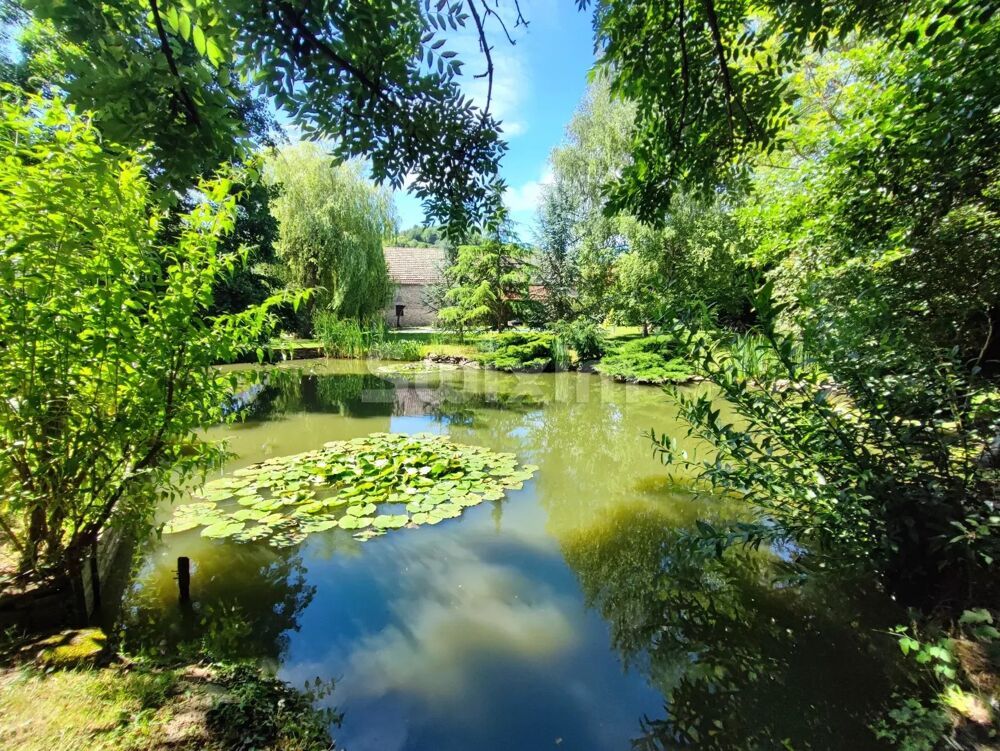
121, 360, 906, 751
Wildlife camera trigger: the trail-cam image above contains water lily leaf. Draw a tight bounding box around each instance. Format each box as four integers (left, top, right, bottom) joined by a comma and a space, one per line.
163, 433, 538, 545
373, 514, 408, 529
163, 517, 201, 534
338, 515, 373, 530
201, 521, 245, 539
438, 502, 464, 517
232, 509, 267, 522
297, 501, 325, 514
203, 477, 243, 491
235, 525, 271, 542
199, 490, 235, 503
302, 519, 339, 533
347, 502, 377, 517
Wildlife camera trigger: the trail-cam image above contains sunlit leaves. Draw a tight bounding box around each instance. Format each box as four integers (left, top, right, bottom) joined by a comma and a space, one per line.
0, 94, 297, 572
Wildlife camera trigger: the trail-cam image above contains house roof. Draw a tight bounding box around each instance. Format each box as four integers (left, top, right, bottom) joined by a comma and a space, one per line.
383, 246, 447, 286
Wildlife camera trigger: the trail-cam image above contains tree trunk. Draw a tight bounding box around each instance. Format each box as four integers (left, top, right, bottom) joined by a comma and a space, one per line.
24, 504, 48, 574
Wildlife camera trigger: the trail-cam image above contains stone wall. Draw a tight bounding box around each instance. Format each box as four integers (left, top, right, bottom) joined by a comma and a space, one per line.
384, 284, 437, 328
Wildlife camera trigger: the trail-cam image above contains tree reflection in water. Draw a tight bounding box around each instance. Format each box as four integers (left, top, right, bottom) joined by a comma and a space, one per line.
562, 503, 903, 750
121, 540, 316, 665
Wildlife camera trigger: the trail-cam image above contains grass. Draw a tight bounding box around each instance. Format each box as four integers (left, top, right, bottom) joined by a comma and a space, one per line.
270, 338, 322, 351
0, 629, 337, 751
0, 664, 183, 751
603, 325, 645, 342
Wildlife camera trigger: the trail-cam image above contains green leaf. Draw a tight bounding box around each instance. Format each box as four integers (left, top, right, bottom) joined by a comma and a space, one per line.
192, 25, 207, 56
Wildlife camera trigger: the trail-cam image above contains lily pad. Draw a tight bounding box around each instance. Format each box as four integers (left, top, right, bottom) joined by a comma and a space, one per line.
201, 521, 245, 539
164, 432, 539, 546
373, 514, 408, 530
162, 517, 201, 534
338, 515, 373, 530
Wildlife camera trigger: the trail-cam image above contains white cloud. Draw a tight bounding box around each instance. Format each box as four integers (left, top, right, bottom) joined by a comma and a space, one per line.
504, 166, 554, 213
280, 537, 579, 708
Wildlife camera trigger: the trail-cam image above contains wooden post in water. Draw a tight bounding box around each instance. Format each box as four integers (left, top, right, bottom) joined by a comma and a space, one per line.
177, 556, 191, 604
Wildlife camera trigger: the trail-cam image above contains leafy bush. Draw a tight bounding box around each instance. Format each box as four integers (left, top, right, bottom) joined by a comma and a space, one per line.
476, 332, 557, 371
550, 320, 606, 360
208, 663, 339, 751
654, 293, 1000, 607
0, 94, 295, 580
596, 335, 694, 384
313, 312, 425, 361
312, 313, 373, 358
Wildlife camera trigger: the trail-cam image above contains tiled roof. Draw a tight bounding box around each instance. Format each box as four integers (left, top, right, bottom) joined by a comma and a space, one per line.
383, 246, 447, 285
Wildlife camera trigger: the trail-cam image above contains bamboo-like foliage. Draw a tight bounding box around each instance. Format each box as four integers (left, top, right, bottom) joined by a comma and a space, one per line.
0, 93, 299, 578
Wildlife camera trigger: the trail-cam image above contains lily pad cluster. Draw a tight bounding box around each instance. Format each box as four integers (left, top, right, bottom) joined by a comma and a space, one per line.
164, 432, 537, 547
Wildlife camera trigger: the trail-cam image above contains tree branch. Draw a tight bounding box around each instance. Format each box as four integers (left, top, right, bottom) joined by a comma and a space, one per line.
466, 0, 494, 118
701, 0, 735, 135
148, 0, 201, 127
677, 0, 689, 144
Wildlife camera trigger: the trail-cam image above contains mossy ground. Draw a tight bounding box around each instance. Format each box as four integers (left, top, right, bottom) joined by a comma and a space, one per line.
35, 627, 108, 667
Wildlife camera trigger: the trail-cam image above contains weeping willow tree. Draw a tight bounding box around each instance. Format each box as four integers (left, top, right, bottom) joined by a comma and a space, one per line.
266, 143, 394, 334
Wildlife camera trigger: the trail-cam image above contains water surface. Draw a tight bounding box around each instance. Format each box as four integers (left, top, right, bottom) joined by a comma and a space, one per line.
123, 360, 903, 750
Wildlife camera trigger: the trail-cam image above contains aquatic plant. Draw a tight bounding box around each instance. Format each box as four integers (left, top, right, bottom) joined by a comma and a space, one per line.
164, 433, 537, 546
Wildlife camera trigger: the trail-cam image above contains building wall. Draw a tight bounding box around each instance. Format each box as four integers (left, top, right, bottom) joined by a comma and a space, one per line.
384, 284, 436, 328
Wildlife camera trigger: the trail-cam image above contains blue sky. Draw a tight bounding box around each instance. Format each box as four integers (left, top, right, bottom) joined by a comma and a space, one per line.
394, 1, 596, 239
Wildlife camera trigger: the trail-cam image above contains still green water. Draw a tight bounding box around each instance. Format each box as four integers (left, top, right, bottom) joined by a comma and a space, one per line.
122, 360, 903, 750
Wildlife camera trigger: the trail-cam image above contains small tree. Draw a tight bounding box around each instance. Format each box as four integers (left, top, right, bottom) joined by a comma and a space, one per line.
608, 251, 664, 335
0, 93, 296, 587
437, 240, 534, 333
266, 143, 394, 335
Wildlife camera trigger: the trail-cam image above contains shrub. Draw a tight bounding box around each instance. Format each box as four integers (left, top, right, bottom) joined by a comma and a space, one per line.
208, 663, 339, 751
550, 320, 606, 360
596, 334, 694, 384
477, 332, 557, 371
654, 292, 1000, 607
597, 352, 694, 384
313, 312, 425, 361
369, 338, 423, 361
313, 313, 365, 357
0, 94, 294, 581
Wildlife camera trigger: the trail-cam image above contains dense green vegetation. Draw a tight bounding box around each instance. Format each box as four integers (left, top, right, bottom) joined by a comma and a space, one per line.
0, 93, 298, 587
1, 0, 998, 747
596, 336, 695, 385
266, 143, 394, 335
437, 239, 536, 333
0, 629, 338, 751
475, 332, 562, 372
